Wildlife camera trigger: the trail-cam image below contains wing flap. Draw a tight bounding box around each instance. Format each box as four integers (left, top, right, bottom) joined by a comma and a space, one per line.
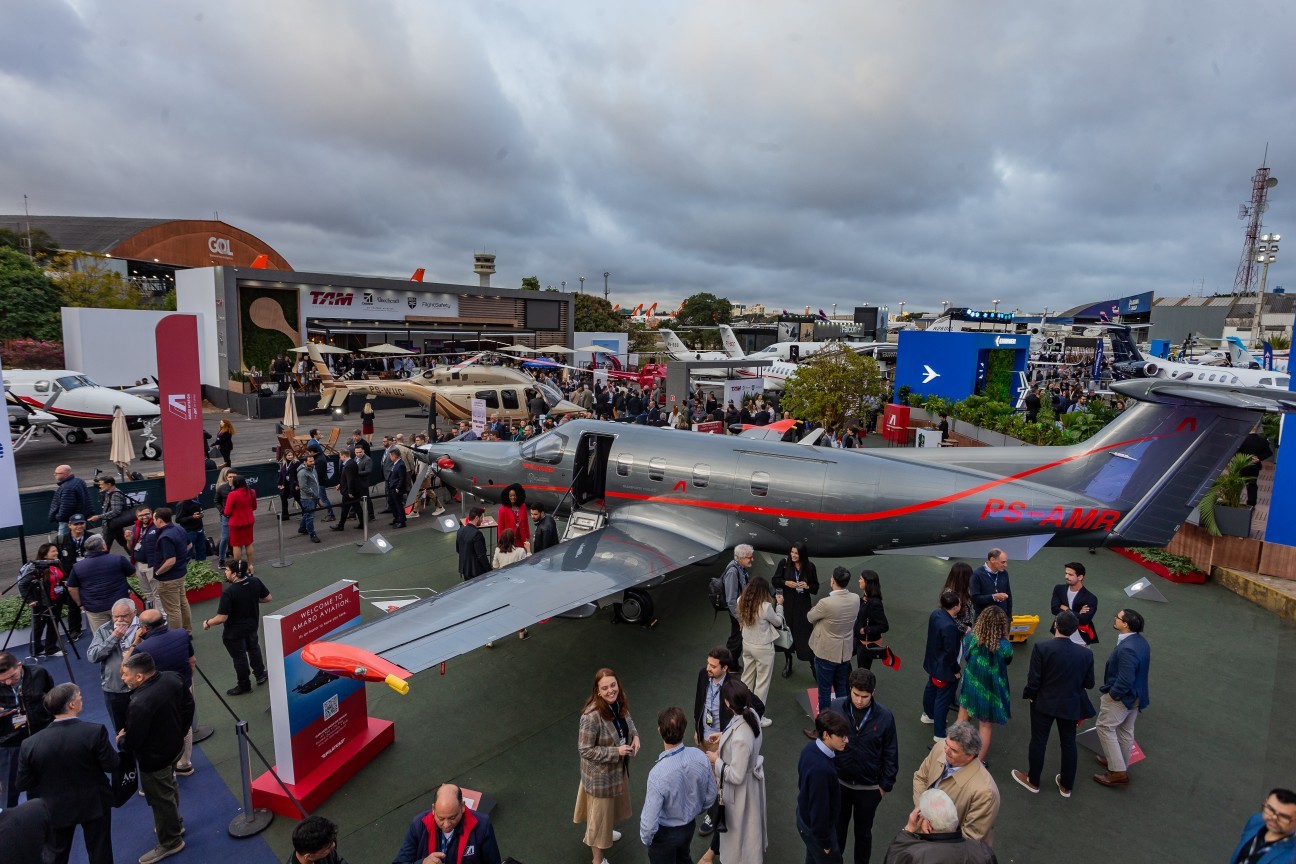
321, 521, 722, 675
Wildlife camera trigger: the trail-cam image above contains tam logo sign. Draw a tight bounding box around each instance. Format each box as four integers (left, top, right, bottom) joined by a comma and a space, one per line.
208, 236, 233, 257
310, 291, 354, 307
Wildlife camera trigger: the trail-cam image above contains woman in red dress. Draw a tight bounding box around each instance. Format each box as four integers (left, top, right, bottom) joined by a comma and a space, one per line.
496, 483, 531, 552
224, 475, 259, 570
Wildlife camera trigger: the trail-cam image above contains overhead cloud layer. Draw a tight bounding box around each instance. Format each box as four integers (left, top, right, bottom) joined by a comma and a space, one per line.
2, 0, 1292, 314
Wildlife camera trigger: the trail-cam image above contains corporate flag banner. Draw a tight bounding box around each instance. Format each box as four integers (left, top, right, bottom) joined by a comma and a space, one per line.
0, 359, 22, 529
155, 314, 206, 501
263, 580, 367, 784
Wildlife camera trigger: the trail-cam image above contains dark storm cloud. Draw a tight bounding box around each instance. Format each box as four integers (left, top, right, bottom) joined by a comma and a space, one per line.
1, 0, 1293, 312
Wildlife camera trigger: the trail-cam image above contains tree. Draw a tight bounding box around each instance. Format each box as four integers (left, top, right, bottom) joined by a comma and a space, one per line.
781, 345, 889, 430
574, 294, 624, 332
520, 276, 540, 291
0, 227, 59, 262
49, 253, 148, 310
0, 248, 62, 341
675, 293, 732, 328
625, 321, 660, 354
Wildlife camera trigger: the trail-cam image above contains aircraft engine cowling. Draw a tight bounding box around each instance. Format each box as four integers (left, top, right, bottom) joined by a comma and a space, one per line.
1141, 361, 1160, 377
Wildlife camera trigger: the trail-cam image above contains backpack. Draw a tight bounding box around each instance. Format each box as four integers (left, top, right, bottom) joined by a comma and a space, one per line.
708, 574, 728, 613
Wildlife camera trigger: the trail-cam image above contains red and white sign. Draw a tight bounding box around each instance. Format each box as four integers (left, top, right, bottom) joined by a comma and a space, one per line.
263, 581, 367, 784
155, 315, 206, 501
883, 403, 911, 445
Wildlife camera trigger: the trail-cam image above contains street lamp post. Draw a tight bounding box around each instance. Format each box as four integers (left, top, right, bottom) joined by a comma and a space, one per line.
561, 280, 566, 292
1252, 232, 1280, 348
579, 275, 586, 294
992, 299, 1001, 313
898, 300, 906, 321
941, 300, 950, 314
603, 271, 610, 302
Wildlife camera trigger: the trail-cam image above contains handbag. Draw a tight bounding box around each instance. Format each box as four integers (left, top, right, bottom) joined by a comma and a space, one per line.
112, 750, 139, 808
710, 760, 728, 833
773, 621, 794, 651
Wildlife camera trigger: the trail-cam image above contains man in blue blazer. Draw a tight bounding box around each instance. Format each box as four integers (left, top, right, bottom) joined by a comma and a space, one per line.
1010, 611, 1095, 798
970, 549, 1012, 620
921, 591, 963, 741
1231, 788, 1296, 864
1094, 608, 1151, 788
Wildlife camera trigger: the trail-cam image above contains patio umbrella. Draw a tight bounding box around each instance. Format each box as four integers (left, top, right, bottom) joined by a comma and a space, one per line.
538, 345, 575, 354
109, 406, 135, 480
282, 385, 301, 429
499, 345, 535, 353
360, 343, 414, 355
291, 343, 351, 354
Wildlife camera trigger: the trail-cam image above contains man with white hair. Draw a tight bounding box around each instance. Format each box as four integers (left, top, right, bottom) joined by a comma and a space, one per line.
882, 789, 997, 863
86, 598, 140, 735
722, 545, 755, 669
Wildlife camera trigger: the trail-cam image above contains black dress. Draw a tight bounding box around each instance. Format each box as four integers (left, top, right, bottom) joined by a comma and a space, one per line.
772, 559, 819, 661
854, 596, 890, 668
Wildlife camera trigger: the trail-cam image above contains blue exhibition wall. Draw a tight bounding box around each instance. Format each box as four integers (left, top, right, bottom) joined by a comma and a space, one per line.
895, 330, 1029, 404
1264, 337, 1296, 545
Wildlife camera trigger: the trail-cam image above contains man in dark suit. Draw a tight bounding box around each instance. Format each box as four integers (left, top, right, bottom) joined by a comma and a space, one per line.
0, 798, 51, 863
456, 508, 491, 580
1050, 562, 1099, 645
1094, 608, 1151, 788
0, 652, 56, 808
693, 646, 765, 838
528, 502, 558, 554
970, 549, 1012, 620
386, 449, 409, 528
16, 683, 117, 864
1011, 611, 1095, 798
331, 451, 363, 531
921, 591, 963, 741
353, 444, 376, 523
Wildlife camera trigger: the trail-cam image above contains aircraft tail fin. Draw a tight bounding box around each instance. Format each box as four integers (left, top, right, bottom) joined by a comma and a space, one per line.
409, 268, 425, 282
1106, 326, 1142, 365
658, 329, 690, 358
306, 344, 334, 381
718, 325, 744, 358
1015, 380, 1291, 546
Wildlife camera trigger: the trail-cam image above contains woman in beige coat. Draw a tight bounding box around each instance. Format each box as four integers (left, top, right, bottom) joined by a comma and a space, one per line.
574, 668, 641, 864
703, 678, 767, 864
738, 576, 784, 718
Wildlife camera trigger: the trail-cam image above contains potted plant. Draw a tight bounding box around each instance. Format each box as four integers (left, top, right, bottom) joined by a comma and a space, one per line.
1199, 453, 1254, 537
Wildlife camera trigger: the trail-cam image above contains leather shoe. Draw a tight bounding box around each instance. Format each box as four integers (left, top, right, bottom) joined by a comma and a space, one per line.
1093, 770, 1129, 787
802, 728, 817, 741
1095, 755, 1108, 767
226, 685, 252, 696
310, 535, 321, 543
330, 525, 345, 532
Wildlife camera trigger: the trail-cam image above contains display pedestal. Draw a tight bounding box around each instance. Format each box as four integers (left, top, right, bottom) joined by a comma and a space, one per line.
251, 717, 395, 817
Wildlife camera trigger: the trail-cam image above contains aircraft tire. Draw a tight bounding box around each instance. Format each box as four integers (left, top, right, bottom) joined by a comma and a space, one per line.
142, 443, 160, 460
69, 429, 89, 444
617, 589, 654, 626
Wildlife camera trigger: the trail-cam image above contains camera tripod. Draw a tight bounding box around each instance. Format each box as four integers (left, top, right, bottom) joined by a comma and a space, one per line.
1, 578, 79, 682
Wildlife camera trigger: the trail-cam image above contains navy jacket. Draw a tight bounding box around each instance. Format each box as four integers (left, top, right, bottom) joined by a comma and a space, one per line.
970, 565, 1012, 619
456, 523, 490, 579
828, 696, 898, 792
48, 475, 92, 523
136, 624, 194, 687
66, 551, 134, 613
1049, 584, 1099, 644
796, 741, 841, 847
1023, 637, 1095, 720
1101, 633, 1151, 710
393, 807, 501, 864
923, 609, 962, 683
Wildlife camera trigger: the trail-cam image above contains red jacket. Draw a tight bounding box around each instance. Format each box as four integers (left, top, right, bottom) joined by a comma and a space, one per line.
224, 487, 258, 527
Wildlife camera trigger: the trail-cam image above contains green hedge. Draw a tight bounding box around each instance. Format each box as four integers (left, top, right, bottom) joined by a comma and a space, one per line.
906, 393, 1115, 446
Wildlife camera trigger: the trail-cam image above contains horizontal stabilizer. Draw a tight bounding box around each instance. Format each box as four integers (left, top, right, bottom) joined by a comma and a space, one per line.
874, 533, 1056, 561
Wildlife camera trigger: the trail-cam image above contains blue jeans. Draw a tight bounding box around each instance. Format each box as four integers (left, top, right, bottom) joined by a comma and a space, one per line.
218, 515, 231, 561
922, 677, 957, 739
299, 496, 318, 537
186, 528, 207, 561
797, 811, 843, 864
814, 657, 850, 714
319, 489, 335, 518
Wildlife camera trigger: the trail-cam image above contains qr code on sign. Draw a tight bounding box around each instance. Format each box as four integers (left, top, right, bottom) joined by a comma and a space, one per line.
322, 694, 339, 721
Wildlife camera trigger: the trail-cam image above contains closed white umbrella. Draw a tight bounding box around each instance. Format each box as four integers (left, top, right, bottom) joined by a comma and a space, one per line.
282, 385, 301, 429
109, 406, 135, 479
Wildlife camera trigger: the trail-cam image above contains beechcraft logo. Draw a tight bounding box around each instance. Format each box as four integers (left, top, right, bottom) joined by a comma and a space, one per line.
166, 394, 198, 421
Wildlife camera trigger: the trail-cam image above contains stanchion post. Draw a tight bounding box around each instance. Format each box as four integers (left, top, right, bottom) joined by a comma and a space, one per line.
358, 495, 369, 546
272, 498, 292, 569
228, 719, 274, 837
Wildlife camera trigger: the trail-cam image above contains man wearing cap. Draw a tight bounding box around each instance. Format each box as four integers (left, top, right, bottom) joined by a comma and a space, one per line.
48, 465, 92, 541
55, 514, 91, 641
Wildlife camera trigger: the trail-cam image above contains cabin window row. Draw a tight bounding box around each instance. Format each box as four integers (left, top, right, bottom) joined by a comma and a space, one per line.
614, 455, 770, 496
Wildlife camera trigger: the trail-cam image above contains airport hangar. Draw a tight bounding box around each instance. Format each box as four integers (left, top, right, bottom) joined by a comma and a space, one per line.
176, 265, 576, 408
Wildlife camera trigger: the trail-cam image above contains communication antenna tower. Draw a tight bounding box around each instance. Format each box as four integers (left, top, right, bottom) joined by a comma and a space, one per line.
1233, 149, 1278, 296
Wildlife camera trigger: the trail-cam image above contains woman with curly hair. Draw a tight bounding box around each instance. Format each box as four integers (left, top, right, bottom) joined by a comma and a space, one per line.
737, 576, 784, 713
496, 483, 531, 551
957, 605, 1013, 765
574, 668, 640, 864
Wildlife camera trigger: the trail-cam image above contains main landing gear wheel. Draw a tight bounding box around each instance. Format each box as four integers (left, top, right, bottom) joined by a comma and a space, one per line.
68, 429, 89, 444
142, 443, 160, 460
615, 589, 656, 627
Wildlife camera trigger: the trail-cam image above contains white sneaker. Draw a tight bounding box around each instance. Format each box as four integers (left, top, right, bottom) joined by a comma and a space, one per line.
612, 830, 622, 842
760, 716, 773, 728
933, 736, 946, 743
920, 713, 935, 724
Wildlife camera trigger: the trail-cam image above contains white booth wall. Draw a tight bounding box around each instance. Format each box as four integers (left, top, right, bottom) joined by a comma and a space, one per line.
61, 307, 209, 387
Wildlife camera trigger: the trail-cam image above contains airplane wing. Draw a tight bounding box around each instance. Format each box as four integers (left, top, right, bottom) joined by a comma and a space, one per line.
318, 520, 723, 675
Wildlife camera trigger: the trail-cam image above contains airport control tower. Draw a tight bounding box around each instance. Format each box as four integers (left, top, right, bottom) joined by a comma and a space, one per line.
473, 252, 496, 288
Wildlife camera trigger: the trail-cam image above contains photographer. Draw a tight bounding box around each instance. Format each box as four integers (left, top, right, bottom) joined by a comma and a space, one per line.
15, 544, 69, 658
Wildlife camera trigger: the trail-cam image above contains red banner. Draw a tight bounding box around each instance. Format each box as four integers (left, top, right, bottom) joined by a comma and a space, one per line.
883, 403, 911, 445
156, 315, 206, 501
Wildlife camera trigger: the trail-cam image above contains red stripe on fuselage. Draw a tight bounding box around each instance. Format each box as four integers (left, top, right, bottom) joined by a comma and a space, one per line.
469, 431, 1171, 523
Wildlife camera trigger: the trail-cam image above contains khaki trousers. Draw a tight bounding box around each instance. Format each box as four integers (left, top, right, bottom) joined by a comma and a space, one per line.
136, 563, 161, 608
85, 610, 113, 633
741, 641, 776, 706
155, 578, 192, 633
1095, 694, 1139, 771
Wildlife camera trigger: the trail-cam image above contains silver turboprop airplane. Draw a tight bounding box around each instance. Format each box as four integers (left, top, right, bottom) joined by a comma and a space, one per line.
305, 378, 1293, 681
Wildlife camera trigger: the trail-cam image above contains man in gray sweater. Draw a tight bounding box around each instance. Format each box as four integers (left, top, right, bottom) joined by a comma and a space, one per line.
297, 454, 322, 543
85, 598, 139, 735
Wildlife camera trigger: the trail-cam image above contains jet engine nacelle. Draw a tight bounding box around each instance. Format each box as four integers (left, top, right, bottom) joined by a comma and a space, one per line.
1113, 360, 1158, 379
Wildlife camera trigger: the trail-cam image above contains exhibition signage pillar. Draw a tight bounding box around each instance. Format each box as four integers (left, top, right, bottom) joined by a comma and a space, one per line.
252, 579, 395, 816
155, 314, 207, 501
0, 360, 22, 530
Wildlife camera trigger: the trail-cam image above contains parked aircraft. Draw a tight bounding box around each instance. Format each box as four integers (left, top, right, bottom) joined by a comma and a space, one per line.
308, 346, 584, 424
717, 325, 895, 390
305, 378, 1293, 680
1107, 326, 1290, 390
6, 391, 59, 451
3, 369, 162, 450
658, 329, 730, 362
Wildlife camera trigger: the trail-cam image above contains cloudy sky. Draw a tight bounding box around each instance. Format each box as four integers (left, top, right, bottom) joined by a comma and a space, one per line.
3, 0, 1294, 315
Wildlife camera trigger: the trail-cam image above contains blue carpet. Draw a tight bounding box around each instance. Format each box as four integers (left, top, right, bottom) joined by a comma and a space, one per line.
3, 625, 279, 864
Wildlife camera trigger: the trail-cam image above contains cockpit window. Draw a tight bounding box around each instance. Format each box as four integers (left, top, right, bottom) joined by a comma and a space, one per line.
520, 430, 566, 465
536, 382, 564, 409
55, 375, 95, 390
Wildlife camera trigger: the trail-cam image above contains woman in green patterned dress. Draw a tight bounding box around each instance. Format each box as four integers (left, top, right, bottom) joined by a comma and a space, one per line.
956, 606, 1012, 765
